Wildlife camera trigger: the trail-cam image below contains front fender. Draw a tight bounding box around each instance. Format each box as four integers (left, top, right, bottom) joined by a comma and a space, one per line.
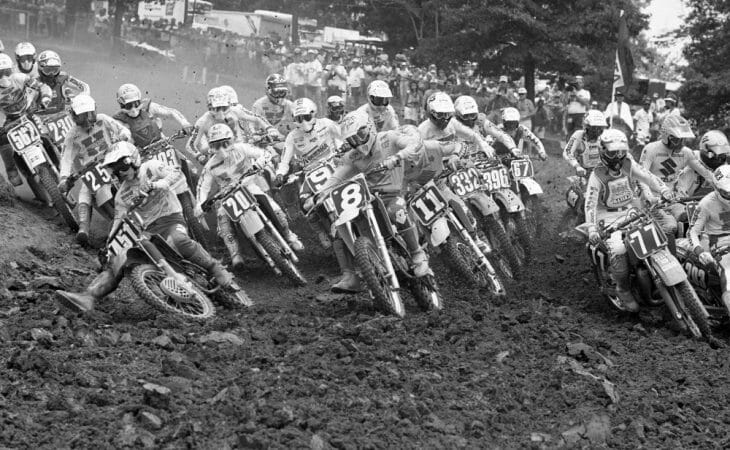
650, 248, 687, 286
95, 183, 115, 206
519, 177, 543, 195
429, 216, 451, 247
467, 192, 500, 216
492, 188, 525, 213
238, 209, 265, 235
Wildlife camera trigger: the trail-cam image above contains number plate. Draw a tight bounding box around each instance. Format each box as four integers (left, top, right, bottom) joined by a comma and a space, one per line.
45, 115, 74, 145
146, 147, 180, 167
409, 183, 448, 226
627, 222, 667, 259
510, 159, 534, 179
304, 161, 335, 195
447, 167, 482, 196
21, 145, 46, 169
82, 164, 113, 192
328, 175, 370, 219
8, 121, 42, 153
479, 166, 511, 192
108, 219, 141, 256
222, 186, 256, 220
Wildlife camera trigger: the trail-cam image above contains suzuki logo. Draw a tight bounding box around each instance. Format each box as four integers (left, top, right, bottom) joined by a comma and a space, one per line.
659, 158, 677, 177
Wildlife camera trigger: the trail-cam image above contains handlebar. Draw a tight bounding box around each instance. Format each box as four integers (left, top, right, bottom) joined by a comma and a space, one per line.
200, 167, 260, 212
140, 129, 187, 155
600, 198, 671, 237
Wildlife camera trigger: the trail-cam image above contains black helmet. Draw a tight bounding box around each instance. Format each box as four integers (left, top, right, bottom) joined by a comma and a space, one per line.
266, 73, 288, 103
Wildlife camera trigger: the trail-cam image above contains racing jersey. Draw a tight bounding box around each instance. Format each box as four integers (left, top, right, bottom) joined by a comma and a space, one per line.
112, 160, 182, 231
639, 141, 714, 192
0, 73, 51, 118
356, 103, 399, 132
494, 123, 546, 158
563, 129, 601, 170
321, 129, 424, 194
60, 114, 131, 179
38, 72, 89, 114
189, 107, 275, 155
196, 142, 266, 204
252, 96, 295, 136
277, 118, 341, 176
418, 117, 493, 160
584, 159, 667, 231
113, 99, 190, 148
474, 113, 517, 150
689, 192, 730, 250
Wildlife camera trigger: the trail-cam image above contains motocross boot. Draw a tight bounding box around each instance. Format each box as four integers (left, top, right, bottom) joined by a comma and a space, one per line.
722, 292, 730, 319
55, 269, 119, 313
401, 224, 430, 277
218, 214, 244, 269
187, 248, 234, 287
275, 209, 303, 251
76, 203, 91, 245
331, 239, 362, 293
610, 255, 639, 312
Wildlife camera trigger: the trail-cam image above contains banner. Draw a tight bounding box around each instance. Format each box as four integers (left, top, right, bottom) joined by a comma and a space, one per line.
613, 10, 634, 91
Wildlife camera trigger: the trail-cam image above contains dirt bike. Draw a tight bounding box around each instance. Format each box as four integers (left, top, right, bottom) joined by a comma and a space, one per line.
104, 193, 250, 319
201, 168, 307, 286
579, 202, 713, 341
138, 130, 209, 248
410, 175, 506, 295
676, 240, 730, 327
65, 151, 117, 221
504, 154, 545, 239
317, 168, 443, 316
2, 113, 78, 230
565, 173, 588, 219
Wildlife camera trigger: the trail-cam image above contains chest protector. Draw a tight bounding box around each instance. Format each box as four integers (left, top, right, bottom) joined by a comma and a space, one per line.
594, 159, 634, 208
44, 73, 70, 111
577, 138, 601, 169
114, 99, 161, 148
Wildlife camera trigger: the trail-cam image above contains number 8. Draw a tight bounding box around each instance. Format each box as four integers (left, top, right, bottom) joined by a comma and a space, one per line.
340, 183, 362, 210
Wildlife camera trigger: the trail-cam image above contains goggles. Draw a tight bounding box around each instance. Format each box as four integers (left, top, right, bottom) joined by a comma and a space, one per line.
459, 113, 478, 123
345, 126, 370, 148
40, 65, 60, 77
431, 111, 452, 121
667, 135, 684, 148
329, 104, 344, 113
603, 148, 627, 160
108, 159, 133, 173
269, 87, 288, 98
17, 56, 34, 65
294, 114, 313, 123
72, 111, 96, 126
0, 68, 12, 78
209, 105, 229, 114
121, 100, 141, 110
503, 120, 519, 130
369, 96, 389, 107
210, 139, 231, 151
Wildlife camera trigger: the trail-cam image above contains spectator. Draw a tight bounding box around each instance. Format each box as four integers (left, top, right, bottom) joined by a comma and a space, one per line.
516, 87, 536, 129
604, 90, 634, 133
304, 49, 322, 107
348, 58, 366, 107
533, 98, 549, 139
396, 61, 411, 101
564, 75, 591, 135
633, 96, 654, 146
286, 49, 306, 99
403, 80, 422, 125
486, 75, 515, 119
327, 54, 348, 103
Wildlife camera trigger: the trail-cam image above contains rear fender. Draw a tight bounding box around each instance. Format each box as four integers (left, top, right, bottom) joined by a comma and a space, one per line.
238, 209, 265, 235
519, 178, 543, 195
429, 216, 450, 247
493, 188, 525, 213
650, 248, 687, 286
467, 192, 500, 216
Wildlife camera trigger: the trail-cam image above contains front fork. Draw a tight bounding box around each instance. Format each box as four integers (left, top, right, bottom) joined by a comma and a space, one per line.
364, 204, 400, 291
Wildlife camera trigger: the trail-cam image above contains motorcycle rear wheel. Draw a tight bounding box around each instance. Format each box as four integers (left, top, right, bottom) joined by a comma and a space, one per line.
130, 264, 215, 320
674, 280, 714, 342
482, 214, 520, 279
37, 163, 78, 232
354, 236, 405, 317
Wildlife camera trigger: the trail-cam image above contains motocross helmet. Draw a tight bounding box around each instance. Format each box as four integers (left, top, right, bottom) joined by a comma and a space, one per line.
266, 73, 289, 104
501, 107, 521, 131
660, 115, 695, 151
102, 141, 141, 176
0, 54, 13, 88
367, 80, 392, 112
584, 110, 608, 141
116, 83, 143, 117
454, 95, 479, 128
37, 50, 61, 78
208, 123, 235, 152
14, 42, 36, 74
598, 129, 629, 171
341, 110, 376, 155
427, 91, 455, 130
293, 98, 317, 133
219, 85, 239, 105
70, 94, 97, 131
207, 88, 231, 120
326, 95, 345, 122
699, 130, 730, 170
714, 165, 730, 206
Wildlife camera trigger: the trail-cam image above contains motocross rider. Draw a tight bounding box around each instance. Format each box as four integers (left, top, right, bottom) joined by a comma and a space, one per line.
563, 109, 608, 177
36, 50, 90, 113
452, 95, 518, 152
14, 42, 38, 76
355, 80, 399, 132
675, 130, 730, 198
275, 97, 341, 248
58, 94, 132, 244
318, 110, 430, 292
638, 115, 713, 250
195, 123, 303, 268
0, 53, 52, 189
326, 95, 346, 124
55, 141, 237, 313
585, 129, 673, 312
495, 107, 548, 160
251, 74, 295, 136
688, 165, 730, 314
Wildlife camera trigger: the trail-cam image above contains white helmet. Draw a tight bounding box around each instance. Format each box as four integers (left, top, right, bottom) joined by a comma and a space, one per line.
208, 123, 234, 150
71, 94, 96, 114
341, 110, 376, 154
426, 91, 455, 130
660, 115, 695, 150
37, 50, 61, 77
714, 165, 730, 206
502, 107, 521, 123
699, 130, 730, 170
292, 97, 317, 132
598, 129, 629, 170
0, 54, 13, 88
101, 141, 140, 172
0, 53, 13, 71
116, 83, 142, 106
208, 89, 231, 110
584, 110, 608, 127
219, 85, 239, 105
14, 42, 36, 57
367, 80, 392, 110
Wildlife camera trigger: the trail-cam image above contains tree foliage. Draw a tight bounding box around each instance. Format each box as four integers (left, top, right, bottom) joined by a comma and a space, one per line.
679, 0, 730, 130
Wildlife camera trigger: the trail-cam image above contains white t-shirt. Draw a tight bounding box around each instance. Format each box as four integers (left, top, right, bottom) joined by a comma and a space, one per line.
633, 108, 653, 139
304, 59, 323, 87
604, 101, 634, 131
348, 67, 366, 88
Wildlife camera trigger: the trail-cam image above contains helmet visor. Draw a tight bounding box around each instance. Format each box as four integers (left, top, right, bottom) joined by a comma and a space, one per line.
503, 120, 518, 131
345, 126, 370, 148
431, 111, 452, 122
40, 65, 60, 77
294, 114, 313, 123
667, 135, 685, 149
17, 55, 34, 67
107, 158, 133, 174
121, 100, 141, 110
73, 111, 96, 127
210, 139, 232, 151
369, 96, 389, 107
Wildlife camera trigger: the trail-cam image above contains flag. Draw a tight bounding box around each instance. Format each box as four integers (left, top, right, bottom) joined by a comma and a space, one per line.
613, 10, 634, 91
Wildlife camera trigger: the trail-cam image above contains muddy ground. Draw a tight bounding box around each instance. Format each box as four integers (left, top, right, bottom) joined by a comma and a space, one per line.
1, 40, 729, 449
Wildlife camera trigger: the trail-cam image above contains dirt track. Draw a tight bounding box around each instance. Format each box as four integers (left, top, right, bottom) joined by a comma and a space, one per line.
1, 42, 729, 449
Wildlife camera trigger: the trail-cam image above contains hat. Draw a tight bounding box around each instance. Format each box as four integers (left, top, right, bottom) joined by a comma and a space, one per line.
307, 49, 318, 55
615, 91, 624, 96
352, 58, 360, 63
575, 75, 584, 81
293, 47, 302, 54
665, 93, 678, 103
517, 87, 527, 94
499, 75, 508, 83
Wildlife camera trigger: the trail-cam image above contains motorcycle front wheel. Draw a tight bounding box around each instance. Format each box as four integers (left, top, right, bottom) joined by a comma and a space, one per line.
443, 235, 491, 289
408, 274, 443, 312
130, 264, 215, 320
37, 163, 78, 232
354, 236, 405, 317
257, 229, 307, 286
